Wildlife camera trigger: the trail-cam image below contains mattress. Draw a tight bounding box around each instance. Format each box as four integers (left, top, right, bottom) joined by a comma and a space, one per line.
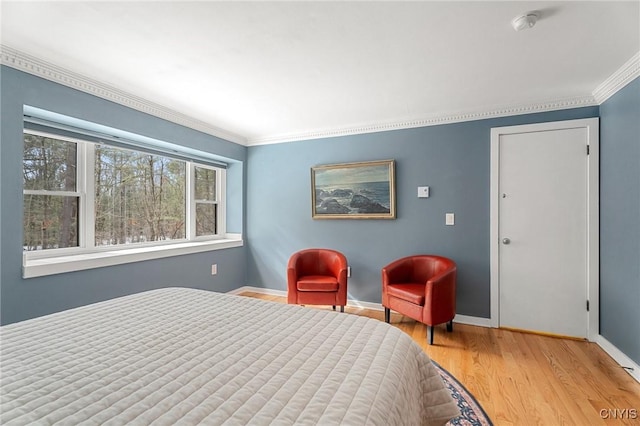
1, 287, 459, 425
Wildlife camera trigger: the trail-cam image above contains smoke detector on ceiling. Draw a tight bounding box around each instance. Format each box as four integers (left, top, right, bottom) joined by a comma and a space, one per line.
512, 11, 540, 31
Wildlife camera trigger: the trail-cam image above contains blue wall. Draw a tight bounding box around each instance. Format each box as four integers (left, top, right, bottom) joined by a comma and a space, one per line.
3, 64, 637, 368
0, 66, 247, 324
246, 107, 599, 318
600, 77, 640, 365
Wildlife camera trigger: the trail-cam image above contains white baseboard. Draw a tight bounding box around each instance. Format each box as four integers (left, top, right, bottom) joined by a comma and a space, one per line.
596, 336, 640, 384
453, 314, 493, 328
228, 286, 384, 310
228, 286, 492, 325
231, 287, 639, 384
227, 286, 286, 297
228, 286, 640, 383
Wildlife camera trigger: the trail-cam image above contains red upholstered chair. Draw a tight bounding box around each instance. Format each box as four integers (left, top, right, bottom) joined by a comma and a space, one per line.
287, 249, 348, 312
382, 255, 457, 345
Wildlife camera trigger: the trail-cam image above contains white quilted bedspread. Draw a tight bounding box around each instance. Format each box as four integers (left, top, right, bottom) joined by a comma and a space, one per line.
1, 288, 459, 425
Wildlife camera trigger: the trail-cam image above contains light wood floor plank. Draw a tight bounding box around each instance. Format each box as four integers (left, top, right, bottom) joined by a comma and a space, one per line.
239, 292, 640, 425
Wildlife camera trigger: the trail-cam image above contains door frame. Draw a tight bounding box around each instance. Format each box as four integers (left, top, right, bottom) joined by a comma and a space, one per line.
489, 118, 599, 341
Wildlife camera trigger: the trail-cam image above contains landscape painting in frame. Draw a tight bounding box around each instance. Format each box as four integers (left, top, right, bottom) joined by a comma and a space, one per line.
311, 160, 396, 219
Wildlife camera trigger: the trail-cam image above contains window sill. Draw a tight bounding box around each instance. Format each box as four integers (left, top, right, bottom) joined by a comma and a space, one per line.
22, 234, 243, 279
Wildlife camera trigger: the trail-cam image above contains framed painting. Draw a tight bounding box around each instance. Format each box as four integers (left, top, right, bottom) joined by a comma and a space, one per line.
311, 159, 396, 219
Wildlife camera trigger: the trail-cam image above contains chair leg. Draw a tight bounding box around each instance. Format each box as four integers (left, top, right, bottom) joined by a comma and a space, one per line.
332, 305, 336, 311
447, 320, 453, 332
427, 325, 434, 345
384, 308, 390, 323
340, 305, 344, 313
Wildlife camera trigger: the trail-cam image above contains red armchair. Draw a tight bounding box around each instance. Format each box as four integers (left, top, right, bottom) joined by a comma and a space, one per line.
382, 255, 457, 345
287, 249, 348, 312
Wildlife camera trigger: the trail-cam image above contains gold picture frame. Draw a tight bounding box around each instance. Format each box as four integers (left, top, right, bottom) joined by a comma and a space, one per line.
311, 159, 396, 219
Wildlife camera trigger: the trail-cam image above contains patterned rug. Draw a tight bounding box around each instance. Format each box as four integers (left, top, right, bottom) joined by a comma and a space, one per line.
432, 361, 494, 426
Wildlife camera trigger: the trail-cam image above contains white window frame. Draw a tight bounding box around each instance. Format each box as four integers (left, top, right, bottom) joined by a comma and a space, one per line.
22, 130, 88, 257
187, 163, 226, 241
22, 130, 241, 278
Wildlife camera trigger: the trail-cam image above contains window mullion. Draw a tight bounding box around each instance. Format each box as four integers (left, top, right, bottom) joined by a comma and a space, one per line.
186, 162, 195, 240
82, 143, 95, 249
218, 169, 226, 237
23, 190, 80, 197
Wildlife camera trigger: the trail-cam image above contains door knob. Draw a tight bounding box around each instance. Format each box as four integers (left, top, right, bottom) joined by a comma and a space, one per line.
502, 238, 511, 245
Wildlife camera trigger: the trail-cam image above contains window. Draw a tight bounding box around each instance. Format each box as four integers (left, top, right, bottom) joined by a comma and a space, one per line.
23, 130, 227, 256
23, 133, 80, 250
94, 145, 186, 246
193, 166, 218, 237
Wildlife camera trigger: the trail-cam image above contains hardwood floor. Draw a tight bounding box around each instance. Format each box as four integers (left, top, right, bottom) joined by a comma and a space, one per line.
240, 292, 640, 425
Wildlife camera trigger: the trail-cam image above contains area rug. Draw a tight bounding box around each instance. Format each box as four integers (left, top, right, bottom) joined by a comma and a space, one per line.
432, 361, 494, 426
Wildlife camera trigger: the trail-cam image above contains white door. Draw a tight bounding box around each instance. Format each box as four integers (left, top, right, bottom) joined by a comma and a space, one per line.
491, 119, 599, 339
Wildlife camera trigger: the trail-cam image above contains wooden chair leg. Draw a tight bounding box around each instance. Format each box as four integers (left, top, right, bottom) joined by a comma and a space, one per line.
340, 305, 344, 313
384, 308, 390, 323
332, 305, 336, 311
427, 325, 434, 345
447, 320, 453, 332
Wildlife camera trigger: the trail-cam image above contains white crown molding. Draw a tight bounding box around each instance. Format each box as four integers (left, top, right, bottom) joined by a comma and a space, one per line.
5, 44, 636, 148
593, 51, 640, 105
248, 51, 639, 146
247, 96, 598, 146
0, 45, 247, 146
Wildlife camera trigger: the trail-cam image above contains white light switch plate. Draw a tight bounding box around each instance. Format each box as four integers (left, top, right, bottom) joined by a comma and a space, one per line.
417, 186, 430, 198
445, 213, 455, 225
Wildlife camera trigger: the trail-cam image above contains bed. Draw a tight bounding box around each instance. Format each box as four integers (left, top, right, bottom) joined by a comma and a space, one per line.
1, 287, 459, 425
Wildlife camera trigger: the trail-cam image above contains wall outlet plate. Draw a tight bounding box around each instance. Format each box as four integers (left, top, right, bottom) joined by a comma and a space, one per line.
445, 213, 455, 225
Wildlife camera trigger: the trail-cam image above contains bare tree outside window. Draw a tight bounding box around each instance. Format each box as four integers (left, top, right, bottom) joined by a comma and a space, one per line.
94, 146, 186, 246
194, 166, 217, 236
23, 134, 79, 250
23, 130, 223, 255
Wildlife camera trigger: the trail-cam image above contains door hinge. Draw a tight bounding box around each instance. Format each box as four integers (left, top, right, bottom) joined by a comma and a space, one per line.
586, 300, 590, 311
587, 145, 590, 155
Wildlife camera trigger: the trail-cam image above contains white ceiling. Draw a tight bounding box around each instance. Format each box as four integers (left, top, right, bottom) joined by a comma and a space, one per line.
1, 1, 639, 146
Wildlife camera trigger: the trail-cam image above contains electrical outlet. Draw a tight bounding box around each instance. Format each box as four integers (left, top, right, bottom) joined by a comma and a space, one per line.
211, 264, 217, 275
445, 213, 455, 226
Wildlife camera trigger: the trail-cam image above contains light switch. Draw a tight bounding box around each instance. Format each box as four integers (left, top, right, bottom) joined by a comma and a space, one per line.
417, 186, 430, 198
445, 213, 455, 225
